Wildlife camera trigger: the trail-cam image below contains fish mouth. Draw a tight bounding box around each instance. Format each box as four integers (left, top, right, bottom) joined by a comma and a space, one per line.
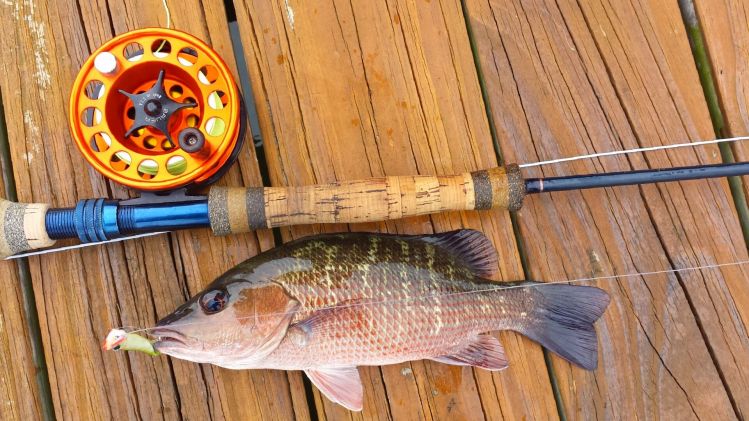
150, 327, 189, 350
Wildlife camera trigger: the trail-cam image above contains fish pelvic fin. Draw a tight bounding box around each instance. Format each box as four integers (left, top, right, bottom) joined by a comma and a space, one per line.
430, 334, 509, 371
305, 367, 363, 411
520, 283, 610, 370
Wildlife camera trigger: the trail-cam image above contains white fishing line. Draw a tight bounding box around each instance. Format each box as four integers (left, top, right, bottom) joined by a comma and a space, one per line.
162, 0, 171, 29
5, 232, 170, 260
518, 136, 749, 168
122, 258, 749, 335
151, 0, 172, 55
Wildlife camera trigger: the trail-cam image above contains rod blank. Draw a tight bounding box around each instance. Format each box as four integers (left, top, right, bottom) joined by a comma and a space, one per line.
524, 161, 749, 193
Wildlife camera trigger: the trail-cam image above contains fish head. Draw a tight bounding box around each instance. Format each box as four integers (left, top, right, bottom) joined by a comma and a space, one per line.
152, 270, 300, 366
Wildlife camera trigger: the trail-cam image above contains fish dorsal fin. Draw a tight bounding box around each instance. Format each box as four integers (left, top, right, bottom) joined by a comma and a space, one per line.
305, 367, 363, 411
430, 334, 509, 371
420, 229, 498, 278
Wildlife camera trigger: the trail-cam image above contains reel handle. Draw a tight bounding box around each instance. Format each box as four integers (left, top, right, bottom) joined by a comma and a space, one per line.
207, 165, 526, 235
0, 199, 55, 258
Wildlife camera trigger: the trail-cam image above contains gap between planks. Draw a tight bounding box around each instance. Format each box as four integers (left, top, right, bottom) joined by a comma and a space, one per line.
465, 0, 748, 419
676, 0, 748, 418
459, 1, 569, 420
225, 2, 318, 418
0, 86, 55, 420
678, 0, 749, 253
171, 0, 743, 418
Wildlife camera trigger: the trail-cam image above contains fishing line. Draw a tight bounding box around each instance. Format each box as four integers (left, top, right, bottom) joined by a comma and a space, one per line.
120, 258, 749, 335
4, 232, 169, 260
154, 0, 171, 53
518, 135, 749, 168
161, 0, 171, 28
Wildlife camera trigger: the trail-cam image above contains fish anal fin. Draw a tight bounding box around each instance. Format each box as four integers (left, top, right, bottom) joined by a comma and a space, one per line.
431, 334, 508, 371
305, 367, 363, 411
420, 229, 498, 278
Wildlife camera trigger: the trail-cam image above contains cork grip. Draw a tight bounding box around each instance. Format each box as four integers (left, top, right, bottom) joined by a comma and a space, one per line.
0, 199, 55, 258
208, 164, 525, 235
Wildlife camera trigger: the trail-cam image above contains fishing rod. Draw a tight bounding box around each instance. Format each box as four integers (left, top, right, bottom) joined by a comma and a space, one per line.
6, 143, 749, 260
3, 28, 749, 260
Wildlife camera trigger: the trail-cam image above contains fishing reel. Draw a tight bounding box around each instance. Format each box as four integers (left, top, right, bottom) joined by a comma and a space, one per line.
69, 28, 244, 191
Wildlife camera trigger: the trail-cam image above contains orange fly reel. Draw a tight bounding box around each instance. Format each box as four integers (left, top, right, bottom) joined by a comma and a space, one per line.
69, 28, 243, 191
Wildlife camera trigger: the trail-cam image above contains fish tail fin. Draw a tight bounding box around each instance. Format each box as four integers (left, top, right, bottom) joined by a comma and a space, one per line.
518, 283, 610, 370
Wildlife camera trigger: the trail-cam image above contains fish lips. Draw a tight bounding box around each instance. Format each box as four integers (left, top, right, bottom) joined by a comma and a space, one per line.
152, 303, 195, 352
150, 327, 190, 353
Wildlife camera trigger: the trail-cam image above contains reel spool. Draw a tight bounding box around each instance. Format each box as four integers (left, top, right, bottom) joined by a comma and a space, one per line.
69, 28, 243, 191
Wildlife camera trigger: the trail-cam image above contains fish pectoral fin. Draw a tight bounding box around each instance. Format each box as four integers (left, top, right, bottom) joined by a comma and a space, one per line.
290, 300, 358, 335
305, 366, 363, 411
430, 334, 509, 371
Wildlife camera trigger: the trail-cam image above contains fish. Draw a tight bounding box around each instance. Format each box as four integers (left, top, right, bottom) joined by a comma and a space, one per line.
149, 229, 610, 411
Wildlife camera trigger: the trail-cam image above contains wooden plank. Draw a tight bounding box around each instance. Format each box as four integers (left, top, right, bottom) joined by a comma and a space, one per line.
692, 1, 749, 416
0, 0, 307, 419
0, 261, 43, 419
693, 0, 749, 148
234, 0, 560, 419
465, 0, 749, 419
0, 96, 43, 421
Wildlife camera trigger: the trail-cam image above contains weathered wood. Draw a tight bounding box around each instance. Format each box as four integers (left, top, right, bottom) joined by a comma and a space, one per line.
0, 261, 43, 419
0, 0, 305, 419
694, 0, 749, 155
466, 0, 748, 419
0, 99, 43, 419
3, 0, 747, 418
691, 1, 749, 417
234, 0, 559, 419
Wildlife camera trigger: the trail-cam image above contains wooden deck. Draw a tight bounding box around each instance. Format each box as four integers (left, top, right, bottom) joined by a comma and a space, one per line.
0, 0, 748, 419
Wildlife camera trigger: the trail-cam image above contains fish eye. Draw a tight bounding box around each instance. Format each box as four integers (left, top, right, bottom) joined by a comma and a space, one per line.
199, 289, 229, 314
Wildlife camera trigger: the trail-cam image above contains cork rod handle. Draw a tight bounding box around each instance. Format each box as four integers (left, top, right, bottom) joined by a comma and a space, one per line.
208, 165, 526, 235
0, 199, 55, 258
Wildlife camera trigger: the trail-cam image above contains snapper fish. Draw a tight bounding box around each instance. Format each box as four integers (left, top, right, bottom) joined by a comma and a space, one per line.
106, 230, 610, 411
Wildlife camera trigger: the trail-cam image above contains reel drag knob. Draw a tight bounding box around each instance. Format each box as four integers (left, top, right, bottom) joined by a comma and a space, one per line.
69, 28, 245, 191
178, 128, 206, 154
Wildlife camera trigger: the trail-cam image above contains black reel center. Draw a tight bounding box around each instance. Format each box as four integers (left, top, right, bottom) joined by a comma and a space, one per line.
119, 69, 196, 143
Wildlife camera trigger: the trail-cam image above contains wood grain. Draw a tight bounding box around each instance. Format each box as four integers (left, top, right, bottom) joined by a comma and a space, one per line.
0, 263, 43, 419
0, 0, 305, 419
233, 0, 559, 419
466, 0, 749, 419
0, 96, 43, 419
694, 0, 749, 155
691, 2, 749, 417
3, 0, 746, 419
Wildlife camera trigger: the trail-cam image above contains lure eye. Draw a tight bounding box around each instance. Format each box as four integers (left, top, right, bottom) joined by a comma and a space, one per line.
199, 289, 229, 314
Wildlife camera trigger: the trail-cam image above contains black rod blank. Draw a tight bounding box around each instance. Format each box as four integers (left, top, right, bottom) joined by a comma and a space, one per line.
524, 161, 749, 194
